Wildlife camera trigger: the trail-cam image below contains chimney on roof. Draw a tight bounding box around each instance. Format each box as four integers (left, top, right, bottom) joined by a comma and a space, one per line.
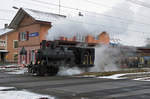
4, 24, 8, 29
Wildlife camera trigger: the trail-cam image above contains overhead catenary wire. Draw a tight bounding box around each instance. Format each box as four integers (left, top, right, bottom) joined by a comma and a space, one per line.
12, 0, 150, 44
23, 0, 150, 27
15, 0, 59, 12
0, 9, 16, 12
12, 2, 148, 43
14, 0, 150, 35
13, 0, 150, 32
0, 9, 16, 20
127, 0, 150, 8
0, 18, 11, 21
11, 0, 150, 44
82, 0, 150, 20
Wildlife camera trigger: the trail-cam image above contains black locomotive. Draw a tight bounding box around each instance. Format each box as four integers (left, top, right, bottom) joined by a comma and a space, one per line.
28, 40, 95, 76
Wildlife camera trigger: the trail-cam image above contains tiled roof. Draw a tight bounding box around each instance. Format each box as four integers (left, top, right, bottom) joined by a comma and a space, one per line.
24, 8, 66, 22
9, 8, 66, 29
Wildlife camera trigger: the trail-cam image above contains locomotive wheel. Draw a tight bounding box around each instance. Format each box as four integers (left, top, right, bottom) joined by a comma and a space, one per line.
36, 65, 46, 76
47, 66, 59, 76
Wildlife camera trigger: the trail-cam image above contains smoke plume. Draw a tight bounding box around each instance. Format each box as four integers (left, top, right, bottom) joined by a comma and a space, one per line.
46, 0, 137, 45
90, 45, 121, 72
57, 67, 84, 76
46, 0, 149, 74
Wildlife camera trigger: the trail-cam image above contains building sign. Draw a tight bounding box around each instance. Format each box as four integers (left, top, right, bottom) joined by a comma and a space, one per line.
29, 32, 39, 37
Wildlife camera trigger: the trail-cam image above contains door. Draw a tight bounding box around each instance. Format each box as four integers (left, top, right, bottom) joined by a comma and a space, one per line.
31, 50, 35, 64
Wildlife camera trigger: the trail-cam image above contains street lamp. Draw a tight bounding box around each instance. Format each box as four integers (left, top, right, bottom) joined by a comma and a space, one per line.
79, 12, 83, 16
12, 6, 19, 10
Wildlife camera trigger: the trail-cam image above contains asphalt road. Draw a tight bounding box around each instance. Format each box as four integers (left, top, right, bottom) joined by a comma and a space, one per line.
0, 72, 150, 99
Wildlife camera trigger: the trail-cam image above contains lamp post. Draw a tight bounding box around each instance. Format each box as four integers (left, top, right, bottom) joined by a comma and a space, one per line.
79, 12, 83, 16
12, 6, 19, 10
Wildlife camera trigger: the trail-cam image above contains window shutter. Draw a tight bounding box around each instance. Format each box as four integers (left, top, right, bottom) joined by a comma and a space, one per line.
26, 31, 29, 40
25, 52, 27, 64
18, 32, 20, 41
29, 50, 31, 63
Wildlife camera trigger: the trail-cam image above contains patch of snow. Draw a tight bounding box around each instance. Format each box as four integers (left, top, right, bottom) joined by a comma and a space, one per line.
82, 75, 97, 77
97, 74, 127, 79
134, 77, 150, 81
81, 72, 150, 80
74, 75, 96, 78
0, 64, 18, 71
3, 68, 18, 71
0, 87, 55, 99
6, 68, 27, 75
4, 64, 17, 67
81, 97, 89, 99
0, 87, 15, 91
0, 67, 5, 70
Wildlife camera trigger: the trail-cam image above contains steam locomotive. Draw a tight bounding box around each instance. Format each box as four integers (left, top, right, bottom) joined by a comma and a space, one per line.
28, 40, 95, 76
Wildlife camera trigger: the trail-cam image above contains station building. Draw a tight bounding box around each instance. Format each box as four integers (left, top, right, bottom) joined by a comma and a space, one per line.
8, 8, 66, 65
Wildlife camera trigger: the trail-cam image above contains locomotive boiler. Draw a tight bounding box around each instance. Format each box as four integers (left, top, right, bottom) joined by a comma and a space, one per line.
28, 40, 95, 76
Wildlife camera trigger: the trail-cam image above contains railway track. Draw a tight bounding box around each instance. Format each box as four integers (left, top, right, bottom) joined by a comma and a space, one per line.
1, 71, 150, 99
0, 73, 127, 89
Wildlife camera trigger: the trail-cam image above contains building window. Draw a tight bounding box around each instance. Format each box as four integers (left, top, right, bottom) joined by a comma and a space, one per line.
13, 40, 18, 48
19, 32, 29, 41
20, 32, 26, 41
0, 40, 6, 46
95, 35, 99, 40
13, 53, 18, 62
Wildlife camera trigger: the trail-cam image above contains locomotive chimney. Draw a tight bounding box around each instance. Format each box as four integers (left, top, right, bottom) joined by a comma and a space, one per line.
42, 40, 46, 49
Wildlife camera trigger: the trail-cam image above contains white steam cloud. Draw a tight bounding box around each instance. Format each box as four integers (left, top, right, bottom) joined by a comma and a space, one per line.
90, 45, 121, 72
47, 0, 150, 46
46, 0, 150, 75
46, 15, 108, 42
57, 67, 84, 76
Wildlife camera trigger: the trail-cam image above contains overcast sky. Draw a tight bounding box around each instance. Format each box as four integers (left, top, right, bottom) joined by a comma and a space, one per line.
0, 0, 150, 46
0, 0, 121, 28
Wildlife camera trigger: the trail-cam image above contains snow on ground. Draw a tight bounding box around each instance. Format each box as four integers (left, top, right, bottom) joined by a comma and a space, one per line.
81, 75, 97, 77
0, 67, 5, 70
97, 72, 150, 81
0, 87, 55, 99
0, 64, 27, 75
0, 87, 16, 91
6, 68, 27, 74
4, 64, 17, 67
0, 64, 19, 71
79, 72, 150, 81
97, 72, 150, 80
0, 64, 18, 68
134, 77, 150, 81
97, 74, 127, 79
